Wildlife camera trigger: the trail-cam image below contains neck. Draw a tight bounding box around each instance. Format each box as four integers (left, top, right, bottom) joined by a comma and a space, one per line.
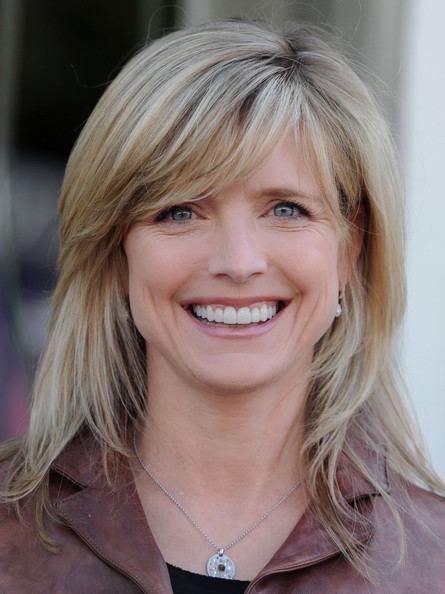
137, 362, 307, 500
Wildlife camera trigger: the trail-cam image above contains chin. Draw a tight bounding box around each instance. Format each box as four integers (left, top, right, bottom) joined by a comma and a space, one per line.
189, 361, 285, 396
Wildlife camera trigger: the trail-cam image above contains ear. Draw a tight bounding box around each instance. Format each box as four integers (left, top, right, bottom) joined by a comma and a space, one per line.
338, 205, 365, 290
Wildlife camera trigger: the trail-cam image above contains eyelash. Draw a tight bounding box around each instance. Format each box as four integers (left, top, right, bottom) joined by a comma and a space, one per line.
154, 200, 311, 223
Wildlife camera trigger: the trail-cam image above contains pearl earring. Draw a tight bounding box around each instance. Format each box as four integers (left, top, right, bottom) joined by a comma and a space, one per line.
335, 302, 342, 318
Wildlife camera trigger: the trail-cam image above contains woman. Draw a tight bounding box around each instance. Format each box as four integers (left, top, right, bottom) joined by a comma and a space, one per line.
1, 19, 444, 593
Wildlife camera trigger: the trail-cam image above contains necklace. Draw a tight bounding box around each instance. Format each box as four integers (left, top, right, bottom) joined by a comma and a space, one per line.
133, 434, 301, 580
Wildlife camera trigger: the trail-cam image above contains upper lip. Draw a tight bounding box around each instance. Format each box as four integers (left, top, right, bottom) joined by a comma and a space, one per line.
181, 297, 289, 307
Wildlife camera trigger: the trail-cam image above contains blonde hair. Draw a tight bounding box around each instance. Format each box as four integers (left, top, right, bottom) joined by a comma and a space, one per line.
2, 19, 443, 578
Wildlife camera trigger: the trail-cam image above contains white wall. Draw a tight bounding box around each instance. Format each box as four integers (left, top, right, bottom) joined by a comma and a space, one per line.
400, 0, 445, 479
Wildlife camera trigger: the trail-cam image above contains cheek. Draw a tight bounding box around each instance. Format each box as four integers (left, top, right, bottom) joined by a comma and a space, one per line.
281, 232, 342, 291
125, 235, 196, 334
126, 233, 187, 293
289, 239, 342, 345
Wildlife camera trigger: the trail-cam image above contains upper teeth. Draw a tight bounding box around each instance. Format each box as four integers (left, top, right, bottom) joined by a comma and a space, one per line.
192, 303, 278, 324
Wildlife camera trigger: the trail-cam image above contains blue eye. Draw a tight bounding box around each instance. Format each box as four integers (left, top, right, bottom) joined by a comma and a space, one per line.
170, 206, 193, 221
156, 205, 193, 222
273, 201, 310, 219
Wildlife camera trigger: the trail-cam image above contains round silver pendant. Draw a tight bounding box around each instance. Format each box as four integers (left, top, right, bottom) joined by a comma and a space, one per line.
206, 550, 236, 579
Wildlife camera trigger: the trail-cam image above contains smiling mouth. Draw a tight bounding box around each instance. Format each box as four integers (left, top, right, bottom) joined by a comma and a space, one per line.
188, 301, 286, 326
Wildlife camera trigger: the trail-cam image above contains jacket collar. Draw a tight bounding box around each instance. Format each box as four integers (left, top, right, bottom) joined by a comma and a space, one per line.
52, 432, 172, 594
249, 438, 388, 589
51, 431, 388, 592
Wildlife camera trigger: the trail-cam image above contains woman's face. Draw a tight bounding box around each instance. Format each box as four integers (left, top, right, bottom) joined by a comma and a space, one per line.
124, 133, 352, 395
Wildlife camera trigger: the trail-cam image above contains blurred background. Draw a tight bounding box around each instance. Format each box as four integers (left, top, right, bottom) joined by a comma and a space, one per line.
0, 0, 444, 477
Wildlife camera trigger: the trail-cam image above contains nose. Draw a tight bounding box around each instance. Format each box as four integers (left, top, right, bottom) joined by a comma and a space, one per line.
207, 219, 267, 283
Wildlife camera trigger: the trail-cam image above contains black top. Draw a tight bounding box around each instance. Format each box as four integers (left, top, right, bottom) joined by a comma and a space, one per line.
167, 564, 250, 594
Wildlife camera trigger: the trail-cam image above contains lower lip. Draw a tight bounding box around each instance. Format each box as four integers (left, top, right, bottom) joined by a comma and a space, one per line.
185, 307, 285, 338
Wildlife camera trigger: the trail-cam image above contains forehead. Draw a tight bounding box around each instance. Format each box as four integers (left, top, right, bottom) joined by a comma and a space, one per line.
242, 131, 321, 200
125, 122, 342, 228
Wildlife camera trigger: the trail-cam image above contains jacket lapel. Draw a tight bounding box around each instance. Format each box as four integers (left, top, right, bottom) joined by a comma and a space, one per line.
52, 434, 173, 594
247, 438, 388, 588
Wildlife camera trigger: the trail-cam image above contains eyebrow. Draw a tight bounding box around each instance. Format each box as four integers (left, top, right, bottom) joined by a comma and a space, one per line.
252, 187, 322, 203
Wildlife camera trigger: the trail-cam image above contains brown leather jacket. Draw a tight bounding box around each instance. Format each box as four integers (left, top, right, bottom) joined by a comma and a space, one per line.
0, 432, 444, 593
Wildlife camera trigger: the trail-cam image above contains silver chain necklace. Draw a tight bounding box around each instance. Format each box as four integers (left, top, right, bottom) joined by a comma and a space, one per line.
133, 434, 301, 580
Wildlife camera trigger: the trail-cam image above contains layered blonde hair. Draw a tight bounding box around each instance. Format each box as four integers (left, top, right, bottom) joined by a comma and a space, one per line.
2, 19, 443, 579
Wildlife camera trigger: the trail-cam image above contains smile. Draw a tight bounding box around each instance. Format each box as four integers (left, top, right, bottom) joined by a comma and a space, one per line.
190, 302, 283, 325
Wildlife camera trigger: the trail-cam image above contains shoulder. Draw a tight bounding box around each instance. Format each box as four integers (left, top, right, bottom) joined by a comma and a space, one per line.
398, 479, 445, 544
0, 442, 93, 592
0, 457, 49, 592
0, 454, 49, 553
382, 472, 445, 531
404, 480, 445, 513
368, 472, 445, 589
0, 437, 154, 594
0, 444, 131, 594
